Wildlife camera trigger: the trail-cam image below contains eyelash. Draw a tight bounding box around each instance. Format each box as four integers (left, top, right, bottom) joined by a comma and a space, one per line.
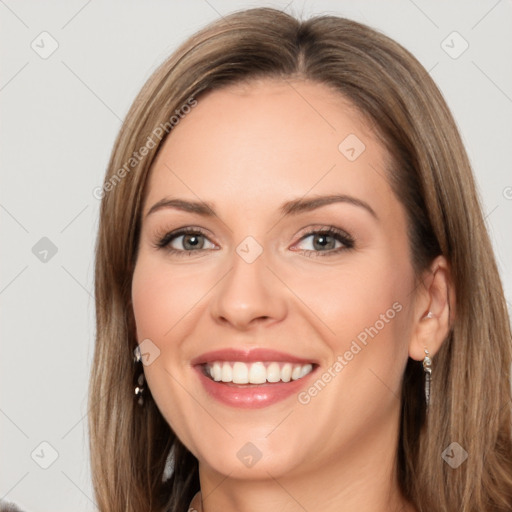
154, 226, 355, 258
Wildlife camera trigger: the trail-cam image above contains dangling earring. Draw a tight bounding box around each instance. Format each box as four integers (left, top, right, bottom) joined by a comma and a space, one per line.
423, 348, 432, 408
162, 443, 175, 482
133, 345, 145, 406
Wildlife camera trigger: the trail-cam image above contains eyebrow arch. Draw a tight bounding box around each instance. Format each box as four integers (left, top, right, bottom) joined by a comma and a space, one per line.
146, 198, 216, 218
146, 194, 377, 220
280, 194, 377, 219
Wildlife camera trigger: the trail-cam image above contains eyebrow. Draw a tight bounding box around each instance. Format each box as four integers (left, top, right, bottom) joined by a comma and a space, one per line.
146, 194, 377, 220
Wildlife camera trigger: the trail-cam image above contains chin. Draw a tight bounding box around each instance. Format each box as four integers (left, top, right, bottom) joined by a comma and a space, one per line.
201, 451, 301, 480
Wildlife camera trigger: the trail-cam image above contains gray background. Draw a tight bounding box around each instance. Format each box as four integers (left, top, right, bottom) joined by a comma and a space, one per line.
1, 1, 511, 510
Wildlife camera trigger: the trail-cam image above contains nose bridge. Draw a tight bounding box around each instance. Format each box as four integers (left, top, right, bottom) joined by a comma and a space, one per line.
209, 234, 286, 328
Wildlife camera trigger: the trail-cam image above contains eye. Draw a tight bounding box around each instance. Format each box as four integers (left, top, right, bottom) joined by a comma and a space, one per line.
154, 225, 354, 258
292, 226, 354, 257
155, 227, 216, 256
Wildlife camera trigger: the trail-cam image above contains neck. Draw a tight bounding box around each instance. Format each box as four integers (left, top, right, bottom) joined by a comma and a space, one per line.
193, 407, 416, 512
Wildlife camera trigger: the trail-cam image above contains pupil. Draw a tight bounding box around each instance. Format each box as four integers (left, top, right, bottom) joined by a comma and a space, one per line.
184, 234, 202, 250
314, 234, 334, 251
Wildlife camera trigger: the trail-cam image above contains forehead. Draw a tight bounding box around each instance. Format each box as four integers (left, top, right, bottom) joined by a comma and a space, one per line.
144, 79, 397, 219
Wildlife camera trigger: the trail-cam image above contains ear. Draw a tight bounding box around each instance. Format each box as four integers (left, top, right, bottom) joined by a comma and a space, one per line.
408, 255, 455, 361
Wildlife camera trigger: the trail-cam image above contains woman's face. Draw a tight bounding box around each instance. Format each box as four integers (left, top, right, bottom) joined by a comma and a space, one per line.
132, 80, 418, 481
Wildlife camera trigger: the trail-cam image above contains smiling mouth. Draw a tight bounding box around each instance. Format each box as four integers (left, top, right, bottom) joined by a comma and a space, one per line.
201, 361, 316, 385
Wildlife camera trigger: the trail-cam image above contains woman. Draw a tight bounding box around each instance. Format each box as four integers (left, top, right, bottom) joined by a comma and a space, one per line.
89, 7, 512, 512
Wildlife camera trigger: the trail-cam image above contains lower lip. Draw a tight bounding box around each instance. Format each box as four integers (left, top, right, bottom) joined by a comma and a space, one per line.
195, 366, 316, 408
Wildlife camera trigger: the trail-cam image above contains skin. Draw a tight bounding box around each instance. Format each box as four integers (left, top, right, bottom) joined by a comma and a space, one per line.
131, 79, 453, 512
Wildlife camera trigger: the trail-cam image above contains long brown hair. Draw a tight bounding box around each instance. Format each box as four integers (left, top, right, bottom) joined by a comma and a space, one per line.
89, 7, 512, 511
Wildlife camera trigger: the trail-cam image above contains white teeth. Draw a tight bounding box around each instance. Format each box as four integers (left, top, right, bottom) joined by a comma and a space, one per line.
266, 362, 281, 382
212, 362, 222, 381
300, 364, 313, 377
291, 365, 302, 380
232, 362, 249, 384
221, 362, 232, 382
248, 362, 267, 384
205, 361, 314, 384
281, 363, 292, 382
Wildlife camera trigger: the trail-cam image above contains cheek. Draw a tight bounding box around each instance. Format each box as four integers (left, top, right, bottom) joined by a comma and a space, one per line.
293, 255, 411, 344
295, 251, 414, 391
131, 255, 205, 447
131, 260, 169, 341
131, 254, 207, 341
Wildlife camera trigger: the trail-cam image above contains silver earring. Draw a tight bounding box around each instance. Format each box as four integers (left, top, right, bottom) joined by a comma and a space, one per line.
425, 311, 434, 319
133, 346, 145, 406
423, 348, 432, 408
162, 443, 175, 482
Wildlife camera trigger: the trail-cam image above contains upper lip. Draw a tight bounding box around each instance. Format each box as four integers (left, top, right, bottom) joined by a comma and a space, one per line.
191, 348, 318, 366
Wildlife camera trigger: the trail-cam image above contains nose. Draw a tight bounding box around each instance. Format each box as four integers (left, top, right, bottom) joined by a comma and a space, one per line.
209, 243, 287, 330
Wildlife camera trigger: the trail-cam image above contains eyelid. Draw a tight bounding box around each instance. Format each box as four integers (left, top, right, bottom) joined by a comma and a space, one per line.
153, 226, 217, 250
290, 225, 354, 253
153, 224, 354, 257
